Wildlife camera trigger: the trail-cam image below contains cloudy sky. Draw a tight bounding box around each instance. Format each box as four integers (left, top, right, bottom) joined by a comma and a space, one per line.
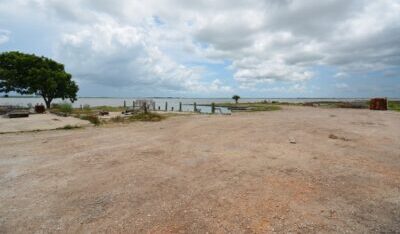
0, 0, 399, 98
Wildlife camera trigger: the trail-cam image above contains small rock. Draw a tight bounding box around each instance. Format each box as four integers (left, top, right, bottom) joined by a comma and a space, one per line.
289, 137, 296, 144
329, 134, 338, 139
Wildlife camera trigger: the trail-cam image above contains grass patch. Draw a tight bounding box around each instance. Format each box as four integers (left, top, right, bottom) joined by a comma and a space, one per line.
51, 103, 73, 114
87, 106, 125, 112
80, 115, 101, 125
110, 116, 126, 123
388, 101, 400, 112
129, 112, 165, 121
71, 105, 125, 115
213, 102, 282, 112
109, 112, 165, 123
247, 105, 281, 111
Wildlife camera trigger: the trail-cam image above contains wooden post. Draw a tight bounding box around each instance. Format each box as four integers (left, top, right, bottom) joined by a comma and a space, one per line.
171, 107, 174, 111
143, 103, 147, 114
124, 100, 126, 108
152, 102, 156, 110
194, 102, 197, 112
158, 106, 160, 110
179, 102, 182, 112
165, 102, 168, 111
132, 101, 135, 110
211, 102, 215, 114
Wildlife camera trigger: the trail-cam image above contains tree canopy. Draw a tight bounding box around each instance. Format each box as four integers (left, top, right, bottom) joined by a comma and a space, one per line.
232, 95, 240, 104
0, 51, 78, 108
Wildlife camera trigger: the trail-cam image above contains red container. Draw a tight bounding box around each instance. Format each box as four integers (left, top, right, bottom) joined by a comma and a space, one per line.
369, 98, 387, 110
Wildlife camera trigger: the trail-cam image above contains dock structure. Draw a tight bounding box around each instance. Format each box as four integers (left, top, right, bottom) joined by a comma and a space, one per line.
124, 99, 156, 114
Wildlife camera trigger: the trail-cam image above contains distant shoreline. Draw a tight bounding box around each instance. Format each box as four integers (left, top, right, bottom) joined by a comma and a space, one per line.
1, 96, 399, 100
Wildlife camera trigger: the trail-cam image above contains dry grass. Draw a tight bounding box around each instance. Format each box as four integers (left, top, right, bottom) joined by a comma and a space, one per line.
109, 112, 165, 123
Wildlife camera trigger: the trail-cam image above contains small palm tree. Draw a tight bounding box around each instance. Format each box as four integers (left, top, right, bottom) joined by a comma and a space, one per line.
232, 95, 240, 104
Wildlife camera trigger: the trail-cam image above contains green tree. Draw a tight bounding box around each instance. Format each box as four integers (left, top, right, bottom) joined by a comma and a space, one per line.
232, 95, 240, 104
0, 51, 78, 108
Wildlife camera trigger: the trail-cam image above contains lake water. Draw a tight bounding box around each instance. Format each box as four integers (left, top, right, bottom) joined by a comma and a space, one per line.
0, 97, 394, 114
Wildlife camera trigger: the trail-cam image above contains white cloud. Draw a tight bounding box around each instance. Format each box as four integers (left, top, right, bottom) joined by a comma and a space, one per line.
56, 18, 232, 94
233, 58, 314, 84
334, 72, 348, 79
57, 19, 195, 91
208, 79, 232, 92
1, 0, 400, 95
0, 29, 10, 44
335, 83, 349, 89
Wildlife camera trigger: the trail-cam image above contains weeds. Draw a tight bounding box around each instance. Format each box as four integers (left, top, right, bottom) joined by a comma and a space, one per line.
388, 101, 400, 112
109, 112, 165, 123
213, 102, 282, 112
129, 112, 165, 121
247, 105, 281, 112
52, 102, 73, 114
110, 116, 125, 123
80, 115, 101, 125
59, 125, 81, 130
90, 106, 125, 112
83, 104, 91, 111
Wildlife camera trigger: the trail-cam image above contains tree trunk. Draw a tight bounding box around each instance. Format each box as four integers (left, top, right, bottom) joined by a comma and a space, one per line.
45, 100, 51, 109
42, 96, 52, 109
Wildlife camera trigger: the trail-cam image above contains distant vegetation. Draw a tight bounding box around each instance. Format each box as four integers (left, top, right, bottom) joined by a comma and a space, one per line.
215, 102, 281, 112
388, 101, 400, 112
232, 95, 240, 104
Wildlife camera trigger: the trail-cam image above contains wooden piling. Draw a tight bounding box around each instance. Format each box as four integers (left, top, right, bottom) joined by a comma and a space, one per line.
165, 102, 168, 111
124, 100, 126, 108
143, 103, 147, 114
171, 107, 174, 111
194, 102, 197, 112
211, 102, 215, 114
179, 102, 182, 112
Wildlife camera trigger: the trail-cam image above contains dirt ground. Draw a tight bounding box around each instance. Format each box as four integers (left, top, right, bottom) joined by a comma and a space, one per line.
0, 113, 91, 133
0, 106, 399, 233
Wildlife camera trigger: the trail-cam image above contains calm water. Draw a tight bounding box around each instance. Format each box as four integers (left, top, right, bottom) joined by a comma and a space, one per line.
0, 97, 394, 114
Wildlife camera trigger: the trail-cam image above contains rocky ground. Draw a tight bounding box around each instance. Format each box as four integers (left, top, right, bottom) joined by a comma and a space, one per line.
0, 106, 399, 233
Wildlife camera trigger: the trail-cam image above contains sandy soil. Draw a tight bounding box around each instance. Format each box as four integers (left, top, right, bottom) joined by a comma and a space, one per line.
0, 106, 399, 233
0, 113, 91, 133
